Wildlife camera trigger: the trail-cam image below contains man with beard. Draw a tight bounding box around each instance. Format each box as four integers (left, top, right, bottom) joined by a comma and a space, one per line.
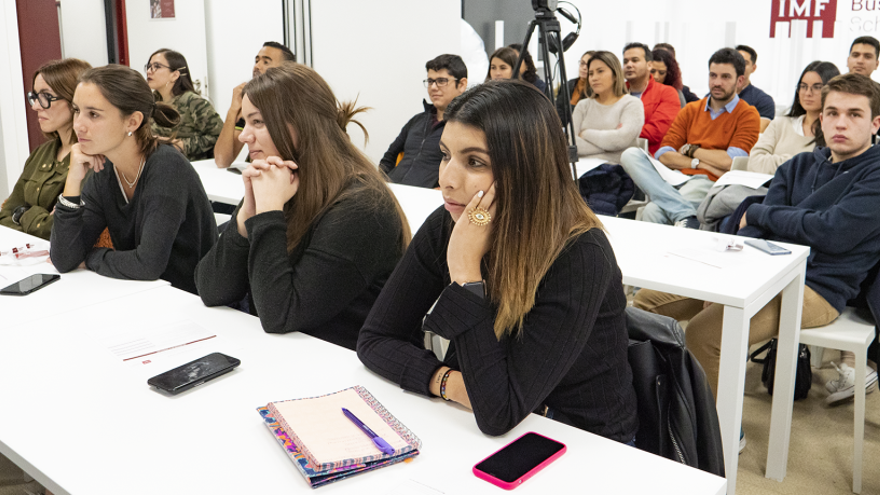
213, 42, 296, 168
619, 48, 760, 228
622, 42, 680, 155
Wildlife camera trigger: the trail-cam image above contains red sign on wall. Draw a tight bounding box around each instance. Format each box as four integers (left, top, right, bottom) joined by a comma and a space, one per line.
770, 0, 837, 38
150, 0, 175, 19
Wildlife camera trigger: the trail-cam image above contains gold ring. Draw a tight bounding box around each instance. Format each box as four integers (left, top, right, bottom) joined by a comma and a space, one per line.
467, 207, 491, 226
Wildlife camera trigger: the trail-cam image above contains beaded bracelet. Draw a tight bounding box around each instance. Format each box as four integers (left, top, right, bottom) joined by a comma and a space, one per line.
439, 368, 454, 401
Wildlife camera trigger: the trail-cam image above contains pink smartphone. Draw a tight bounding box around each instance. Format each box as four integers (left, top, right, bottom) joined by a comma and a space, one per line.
473, 432, 567, 490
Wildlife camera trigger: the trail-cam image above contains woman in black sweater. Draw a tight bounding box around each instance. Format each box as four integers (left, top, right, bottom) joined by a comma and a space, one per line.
51, 65, 216, 294
194, 63, 410, 350
357, 80, 638, 443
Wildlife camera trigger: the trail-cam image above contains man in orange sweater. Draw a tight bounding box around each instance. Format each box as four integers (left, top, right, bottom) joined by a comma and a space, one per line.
620, 48, 760, 227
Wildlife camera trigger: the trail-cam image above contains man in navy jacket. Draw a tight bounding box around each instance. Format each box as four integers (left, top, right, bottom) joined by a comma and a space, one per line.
635, 73, 880, 413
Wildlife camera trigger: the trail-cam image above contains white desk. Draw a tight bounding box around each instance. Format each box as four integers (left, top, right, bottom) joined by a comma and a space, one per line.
190, 159, 444, 235
0, 227, 168, 327
602, 216, 809, 493
0, 286, 726, 495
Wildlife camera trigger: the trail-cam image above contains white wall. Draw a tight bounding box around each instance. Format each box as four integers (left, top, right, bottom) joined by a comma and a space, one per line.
59, 0, 109, 67
0, 0, 29, 199
204, 0, 284, 124
310, 0, 461, 164
124, 0, 210, 101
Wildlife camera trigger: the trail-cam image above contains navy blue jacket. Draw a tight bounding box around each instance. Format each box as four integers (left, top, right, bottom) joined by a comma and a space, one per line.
739, 146, 880, 312
379, 101, 444, 189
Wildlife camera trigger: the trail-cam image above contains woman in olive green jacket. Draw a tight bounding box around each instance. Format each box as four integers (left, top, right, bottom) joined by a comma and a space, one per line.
0, 58, 92, 239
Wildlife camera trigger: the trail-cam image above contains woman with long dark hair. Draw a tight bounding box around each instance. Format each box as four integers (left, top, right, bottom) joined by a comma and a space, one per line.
357, 80, 638, 443
748, 61, 839, 174
50, 65, 217, 294
0, 58, 91, 239
484, 47, 518, 82
508, 43, 547, 94
194, 63, 411, 350
650, 48, 686, 108
145, 48, 223, 160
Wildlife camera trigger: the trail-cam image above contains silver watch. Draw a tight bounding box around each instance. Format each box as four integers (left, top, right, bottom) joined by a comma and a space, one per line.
56, 193, 84, 209
691, 158, 700, 169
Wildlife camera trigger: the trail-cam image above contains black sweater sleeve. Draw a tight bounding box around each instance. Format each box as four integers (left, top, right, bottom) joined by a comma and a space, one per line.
194, 206, 251, 306
378, 118, 414, 175
50, 191, 108, 273
359, 209, 620, 437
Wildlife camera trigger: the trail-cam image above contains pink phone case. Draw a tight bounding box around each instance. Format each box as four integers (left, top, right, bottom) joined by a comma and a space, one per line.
472, 432, 567, 490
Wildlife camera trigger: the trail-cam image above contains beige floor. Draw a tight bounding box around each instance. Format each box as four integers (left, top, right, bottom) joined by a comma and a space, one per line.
735, 355, 879, 495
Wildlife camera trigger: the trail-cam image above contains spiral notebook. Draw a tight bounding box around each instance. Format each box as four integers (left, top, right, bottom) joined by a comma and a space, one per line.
257, 386, 421, 488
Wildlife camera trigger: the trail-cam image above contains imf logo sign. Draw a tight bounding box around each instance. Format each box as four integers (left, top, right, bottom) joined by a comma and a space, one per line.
770, 0, 838, 38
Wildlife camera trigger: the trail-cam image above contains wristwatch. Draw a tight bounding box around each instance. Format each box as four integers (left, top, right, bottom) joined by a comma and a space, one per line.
691, 158, 700, 169
11, 205, 29, 225
461, 280, 486, 299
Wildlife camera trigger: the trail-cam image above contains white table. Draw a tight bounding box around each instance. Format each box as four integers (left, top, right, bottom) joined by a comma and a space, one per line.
0, 286, 726, 495
0, 227, 168, 327
601, 216, 809, 493
190, 159, 444, 235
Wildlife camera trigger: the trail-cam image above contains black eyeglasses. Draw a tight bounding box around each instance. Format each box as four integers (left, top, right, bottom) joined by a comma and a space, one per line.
798, 83, 824, 94
144, 62, 172, 73
424, 77, 458, 88
27, 91, 63, 109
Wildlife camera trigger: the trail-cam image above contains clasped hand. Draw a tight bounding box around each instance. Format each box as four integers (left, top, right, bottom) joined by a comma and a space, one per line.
447, 184, 497, 286
237, 156, 299, 237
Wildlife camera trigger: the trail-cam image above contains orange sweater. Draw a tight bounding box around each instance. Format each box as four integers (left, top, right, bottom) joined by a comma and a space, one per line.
660, 97, 760, 180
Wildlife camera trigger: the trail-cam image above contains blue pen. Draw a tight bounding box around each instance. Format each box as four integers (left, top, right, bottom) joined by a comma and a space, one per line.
341, 407, 396, 455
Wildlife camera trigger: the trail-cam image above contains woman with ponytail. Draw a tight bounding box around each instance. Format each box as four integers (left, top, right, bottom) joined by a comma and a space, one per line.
50, 65, 217, 294
194, 63, 410, 350
145, 48, 223, 160
357, 80, 638, 443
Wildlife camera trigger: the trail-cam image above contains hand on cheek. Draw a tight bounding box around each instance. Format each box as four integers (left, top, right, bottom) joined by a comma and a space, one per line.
447, 183, 497, 286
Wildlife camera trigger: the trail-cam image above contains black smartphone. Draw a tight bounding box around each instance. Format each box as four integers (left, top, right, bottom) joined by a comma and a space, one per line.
0, 274, 61, 296
473, 432, 567, 489
745, 239, 792, 256
147, 353, 241, 395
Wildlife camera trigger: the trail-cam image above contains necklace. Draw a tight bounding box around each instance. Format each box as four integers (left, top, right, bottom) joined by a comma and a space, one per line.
118, 156, 145, 188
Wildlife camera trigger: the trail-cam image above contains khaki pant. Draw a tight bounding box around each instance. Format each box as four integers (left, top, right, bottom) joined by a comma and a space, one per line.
633, 286, 840, 396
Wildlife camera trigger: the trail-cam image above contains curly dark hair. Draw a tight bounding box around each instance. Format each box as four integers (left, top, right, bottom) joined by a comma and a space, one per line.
651, 48, 682, 90
508, 43, 538, 84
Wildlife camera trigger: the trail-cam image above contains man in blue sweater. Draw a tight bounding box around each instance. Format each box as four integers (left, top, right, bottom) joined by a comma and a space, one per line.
635, 73, 880, 415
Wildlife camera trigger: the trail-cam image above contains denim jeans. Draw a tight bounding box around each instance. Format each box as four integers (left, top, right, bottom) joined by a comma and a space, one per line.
619, 147, 713, 225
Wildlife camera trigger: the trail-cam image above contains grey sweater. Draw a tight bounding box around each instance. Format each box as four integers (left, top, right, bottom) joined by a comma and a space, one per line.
571, 95, 645, 164
51, 145, 217, 294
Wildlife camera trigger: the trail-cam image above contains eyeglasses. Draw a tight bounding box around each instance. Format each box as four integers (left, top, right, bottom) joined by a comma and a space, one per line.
424, 77, 458, 88
798, 83, 824, 94
27, 91, 63, 109
578, 61, 589, 68
144, 62, 172, 73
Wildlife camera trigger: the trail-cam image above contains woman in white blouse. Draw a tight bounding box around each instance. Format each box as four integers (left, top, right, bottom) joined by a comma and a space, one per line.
571, 51, 644, 164
748, 61, 839, 174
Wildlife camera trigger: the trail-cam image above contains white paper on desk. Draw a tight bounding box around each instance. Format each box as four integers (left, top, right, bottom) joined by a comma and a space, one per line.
638, 148, 691, 186
665, 247, 746, 269
86, 319, 217, 364
229, 161, 249, 171
712, 170, 773, 189
574, 158, 606, 178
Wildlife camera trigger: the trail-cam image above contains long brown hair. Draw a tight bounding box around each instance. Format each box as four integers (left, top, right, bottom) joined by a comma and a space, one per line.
78, 65, 181, 158
587, 51, 628, 98
148, 48, 197, 99
32, 58, 92, 144
444, 80, 603, 339
242, 63, 410, 253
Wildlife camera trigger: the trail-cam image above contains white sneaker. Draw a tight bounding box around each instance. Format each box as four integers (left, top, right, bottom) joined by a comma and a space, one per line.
825, 362, 878, 405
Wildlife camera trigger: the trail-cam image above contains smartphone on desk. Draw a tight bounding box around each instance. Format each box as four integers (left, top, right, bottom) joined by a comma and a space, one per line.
147, 353, 240, 395
473, 432, 566, 490
744, 239, 792, 256
0, 274, 60, 296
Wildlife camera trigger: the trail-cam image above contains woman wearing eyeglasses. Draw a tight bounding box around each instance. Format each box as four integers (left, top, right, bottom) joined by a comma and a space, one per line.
0, 58, 92, 239
357, 80, 638, 443
747, 61, 839, 174
555, 50, 593, 126
50, 65, 217, 294
145, 48, 223, 161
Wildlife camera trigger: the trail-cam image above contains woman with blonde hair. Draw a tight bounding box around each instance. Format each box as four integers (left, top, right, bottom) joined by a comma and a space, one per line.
571, 51, 644, 164
357, 80, 638, 443
0, 58, 91, 238
195, 63, 410, 350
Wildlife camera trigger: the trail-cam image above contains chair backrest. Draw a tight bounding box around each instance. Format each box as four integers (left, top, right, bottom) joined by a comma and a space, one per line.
636, 138, 649, 153
731, 156, 749, 171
